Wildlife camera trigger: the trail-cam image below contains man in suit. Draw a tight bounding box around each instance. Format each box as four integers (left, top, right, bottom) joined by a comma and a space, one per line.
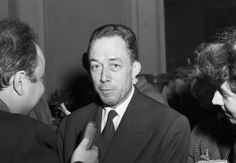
0, 19, 98, 163
57, 24, 190, 163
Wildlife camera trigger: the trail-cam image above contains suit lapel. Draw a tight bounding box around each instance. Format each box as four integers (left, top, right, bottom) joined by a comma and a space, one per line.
92, 105, 103, 147
103, 89, 154, 163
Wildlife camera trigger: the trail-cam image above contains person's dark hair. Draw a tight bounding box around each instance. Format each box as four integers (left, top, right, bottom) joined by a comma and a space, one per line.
224, 29, 236, 93
82, 52, 89, 71
87, 24, 138, 63
0, 19, 38, 90
196, 43, 229, 87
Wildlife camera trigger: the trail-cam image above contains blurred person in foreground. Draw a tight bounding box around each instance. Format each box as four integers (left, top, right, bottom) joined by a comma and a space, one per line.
29, 96, 53, 125
189, 30, 236, 163
57, 24, 190, 163
0, 19, 98, 163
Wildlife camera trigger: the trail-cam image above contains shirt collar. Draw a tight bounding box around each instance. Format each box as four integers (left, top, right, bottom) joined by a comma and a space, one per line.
104, 85, 135, 118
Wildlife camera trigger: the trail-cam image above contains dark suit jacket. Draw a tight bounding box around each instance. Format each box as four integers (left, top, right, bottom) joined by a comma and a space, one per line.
57, 88, 190, 163
0, 100, 59, 163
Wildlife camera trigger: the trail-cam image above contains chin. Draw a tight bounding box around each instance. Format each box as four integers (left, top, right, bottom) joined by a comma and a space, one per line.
100, 98, 118, 107
103, 101, 118, 107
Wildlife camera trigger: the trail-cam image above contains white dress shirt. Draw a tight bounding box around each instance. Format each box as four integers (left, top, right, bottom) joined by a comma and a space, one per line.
101, 85, 135, 132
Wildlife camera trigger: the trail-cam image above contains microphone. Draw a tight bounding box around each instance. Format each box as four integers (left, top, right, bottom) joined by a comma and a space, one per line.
83, 121, 97, 150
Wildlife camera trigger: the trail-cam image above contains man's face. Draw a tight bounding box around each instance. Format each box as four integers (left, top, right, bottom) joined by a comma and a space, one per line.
212, 81, 236, 124
89, 36, 135, 107
23, 44, 45, 112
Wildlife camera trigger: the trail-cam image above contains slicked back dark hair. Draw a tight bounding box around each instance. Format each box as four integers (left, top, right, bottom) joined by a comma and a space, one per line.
87, 24, 138, 63
0, 19, 38, 90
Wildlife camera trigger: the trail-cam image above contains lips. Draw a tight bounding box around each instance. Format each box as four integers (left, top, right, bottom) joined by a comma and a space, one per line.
100, 89, 112, 93
222, 109, 232, 119
99, 87, 114, 95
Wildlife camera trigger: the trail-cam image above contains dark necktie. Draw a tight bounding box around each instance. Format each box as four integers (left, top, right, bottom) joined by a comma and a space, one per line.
99, 110, 117, 158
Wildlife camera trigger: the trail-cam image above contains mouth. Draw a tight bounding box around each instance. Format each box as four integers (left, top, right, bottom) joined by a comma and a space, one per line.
100, 89, 112, 92
222, 108, 232, 119
225, 113, 231, 119
99, 88, 114, 95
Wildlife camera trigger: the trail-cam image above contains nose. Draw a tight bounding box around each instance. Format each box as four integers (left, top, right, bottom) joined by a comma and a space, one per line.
100, 67, 110, 83
212, 90, 224, 106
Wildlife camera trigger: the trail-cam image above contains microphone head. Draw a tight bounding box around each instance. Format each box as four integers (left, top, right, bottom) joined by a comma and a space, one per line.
83, 121, 97, 149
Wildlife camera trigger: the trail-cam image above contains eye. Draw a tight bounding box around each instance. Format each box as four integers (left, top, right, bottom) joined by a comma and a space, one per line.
90, 64, 102, 72
218, 89, 230, 98
111, 63, 121, 72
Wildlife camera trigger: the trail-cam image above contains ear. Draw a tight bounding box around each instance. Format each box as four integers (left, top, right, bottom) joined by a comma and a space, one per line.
13, 71, 27, 96
132, 61, 141, 79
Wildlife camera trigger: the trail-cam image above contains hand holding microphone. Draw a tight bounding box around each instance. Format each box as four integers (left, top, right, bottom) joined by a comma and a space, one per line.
71, 121, 98, 163
83, 121, 97, 150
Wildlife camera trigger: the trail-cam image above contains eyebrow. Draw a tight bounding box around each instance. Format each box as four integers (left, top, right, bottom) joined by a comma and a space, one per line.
219, 87, 229, 96
89, 58, 98, 62
89, 58, 122, 62
109, 58, 122, 62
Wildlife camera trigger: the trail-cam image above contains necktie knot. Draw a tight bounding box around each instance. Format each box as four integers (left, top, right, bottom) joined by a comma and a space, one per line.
106, 110, 117, 126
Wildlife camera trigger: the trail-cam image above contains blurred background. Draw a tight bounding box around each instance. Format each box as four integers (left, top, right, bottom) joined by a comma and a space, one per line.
1, 0, 236, 98
2, 0, 235, 127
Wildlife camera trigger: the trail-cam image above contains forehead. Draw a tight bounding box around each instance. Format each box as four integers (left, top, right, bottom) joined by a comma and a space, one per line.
89, 36, 130, 61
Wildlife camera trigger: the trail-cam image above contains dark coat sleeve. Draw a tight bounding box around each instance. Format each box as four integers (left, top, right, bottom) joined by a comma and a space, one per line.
57, 105, 98, 163
57, 117, 70, 163
57, 115, 86, 163
1, 119, 60, 163
16, 126, 59, 163
155, 115, 190, 163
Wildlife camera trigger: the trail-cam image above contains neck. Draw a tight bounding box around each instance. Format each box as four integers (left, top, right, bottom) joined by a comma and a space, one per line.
0, 89, 25, 114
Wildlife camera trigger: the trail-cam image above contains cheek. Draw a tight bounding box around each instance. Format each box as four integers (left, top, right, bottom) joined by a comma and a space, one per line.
91, 72, 100, 81
123, 71, 133, 82
116, 72, 132, 89
91, 75, 99, 85
224, 99, 236, 111
35, 82, 44, 97
90, 76, 100, 91
40, 83, 45, 94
